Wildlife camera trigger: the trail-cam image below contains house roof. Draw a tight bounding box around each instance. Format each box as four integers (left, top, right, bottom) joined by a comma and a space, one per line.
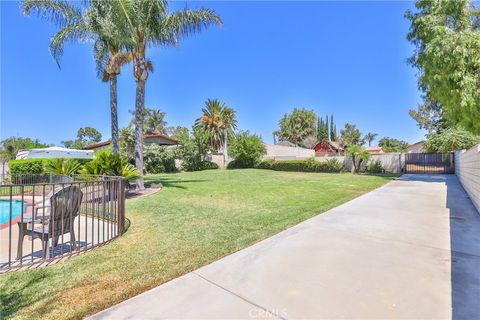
364, 146, 384, 153
408, 141, 424, 148
276, 140, 297, 147
83, 133, 178, 150
314, 140, 344, 151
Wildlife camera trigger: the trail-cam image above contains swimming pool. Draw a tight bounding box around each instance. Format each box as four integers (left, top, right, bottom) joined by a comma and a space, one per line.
0, 200, 27, 225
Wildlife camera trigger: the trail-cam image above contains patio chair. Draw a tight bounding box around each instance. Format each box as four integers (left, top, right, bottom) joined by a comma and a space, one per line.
16, 185, 83, 259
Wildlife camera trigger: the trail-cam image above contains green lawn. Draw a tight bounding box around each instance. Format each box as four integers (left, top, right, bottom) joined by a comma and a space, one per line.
0, 169, 395, 319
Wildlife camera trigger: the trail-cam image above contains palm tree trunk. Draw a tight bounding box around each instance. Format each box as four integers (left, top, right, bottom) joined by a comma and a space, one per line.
223, 133, 228, 165
134, 80, 145, 190
110, 75, 119, 155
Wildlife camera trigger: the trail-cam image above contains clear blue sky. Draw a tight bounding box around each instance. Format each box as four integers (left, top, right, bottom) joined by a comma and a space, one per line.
1, 1, 425, 146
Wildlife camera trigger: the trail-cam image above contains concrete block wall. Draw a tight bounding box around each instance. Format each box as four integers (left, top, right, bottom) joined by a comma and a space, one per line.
455, 144, 480, 213
263, 144, 315, 159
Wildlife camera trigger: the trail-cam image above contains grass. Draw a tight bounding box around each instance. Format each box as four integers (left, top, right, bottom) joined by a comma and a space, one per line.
0, 169, 396, 319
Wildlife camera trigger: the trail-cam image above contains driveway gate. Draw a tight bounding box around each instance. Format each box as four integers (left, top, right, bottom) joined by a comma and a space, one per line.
405, 153, 454, 174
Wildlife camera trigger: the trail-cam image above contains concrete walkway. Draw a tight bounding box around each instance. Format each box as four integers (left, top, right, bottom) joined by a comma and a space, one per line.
90, 175, 480, 319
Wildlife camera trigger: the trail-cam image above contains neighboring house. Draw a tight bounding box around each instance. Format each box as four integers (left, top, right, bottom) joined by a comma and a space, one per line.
364, 146, 385, 154
16, 146, 93, 159
408, 141, 424, 153
314, 140, 344, 156
84, 133, 178, 152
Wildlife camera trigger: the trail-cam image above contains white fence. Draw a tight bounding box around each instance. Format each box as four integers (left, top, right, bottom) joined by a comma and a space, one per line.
455, 144, 480, 213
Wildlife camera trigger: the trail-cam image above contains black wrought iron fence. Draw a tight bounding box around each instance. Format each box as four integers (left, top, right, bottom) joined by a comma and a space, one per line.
0, 174, 125, 272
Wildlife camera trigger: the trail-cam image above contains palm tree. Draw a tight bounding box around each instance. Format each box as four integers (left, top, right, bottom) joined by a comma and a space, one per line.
144, 109, 168, 134
112, 0, 223, 189
364, 132, 378, 147
21, 0, 128, 155
195, 99, 237, 163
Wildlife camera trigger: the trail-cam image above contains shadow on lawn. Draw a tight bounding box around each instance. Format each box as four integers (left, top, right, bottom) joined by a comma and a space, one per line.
146, 177, 210, 190
0, 271, 48, 318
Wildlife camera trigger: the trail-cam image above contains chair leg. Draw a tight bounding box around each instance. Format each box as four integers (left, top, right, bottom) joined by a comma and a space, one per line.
16, 233, 25, 260
42, 239, 49, 259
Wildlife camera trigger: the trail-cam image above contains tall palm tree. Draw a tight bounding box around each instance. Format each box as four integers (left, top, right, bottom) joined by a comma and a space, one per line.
21, 0, 128, 155
364, 132, 378, 147
195, 99, 237, 162
112, 0, 223, 189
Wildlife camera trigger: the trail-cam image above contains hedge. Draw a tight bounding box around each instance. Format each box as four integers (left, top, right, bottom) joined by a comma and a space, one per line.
255, 158, 344, 173
9, 158, 92, 176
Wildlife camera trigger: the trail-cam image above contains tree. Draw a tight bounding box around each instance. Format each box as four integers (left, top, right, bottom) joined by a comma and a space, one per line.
424, 127, 479, 152
111, 0, 222, 189
195, 99, 237, 163
409, 96, 446, 134
61, 140, 75, 149
77, 127, 102, 146
301, 135, 318, 149
378, 137, 409, 153
340, 123, 363, 147
364, 132, 378, 147
22, 0, 129, 155
330, 114, 337, 141
406, 0, 480, 134
228, 131, 266, 168
345, 145, 370, 173
278, 108, 317, 146
170, 126, 190, 141
0, 137, 49, 160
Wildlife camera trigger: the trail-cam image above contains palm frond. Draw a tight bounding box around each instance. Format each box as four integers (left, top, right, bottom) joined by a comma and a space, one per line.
49, 21, 89, 66
21, 0, 83, 29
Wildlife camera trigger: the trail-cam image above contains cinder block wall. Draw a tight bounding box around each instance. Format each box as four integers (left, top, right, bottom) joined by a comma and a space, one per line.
455, 144, 480, 213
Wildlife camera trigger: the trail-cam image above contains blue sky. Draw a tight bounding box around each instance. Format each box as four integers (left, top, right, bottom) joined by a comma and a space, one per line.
1, 1, 424, 146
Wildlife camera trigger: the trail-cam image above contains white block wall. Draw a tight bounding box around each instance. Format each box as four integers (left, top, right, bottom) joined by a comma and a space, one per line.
263, 144, 315, 159
455, 144, 480, 213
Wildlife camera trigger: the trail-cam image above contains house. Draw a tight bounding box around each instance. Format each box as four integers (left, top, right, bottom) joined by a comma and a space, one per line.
275, 140, 297, 147
16, 146, 93, 159
364, 146, 385, 154
314, 140, 344, 156
408, 141, 424, 153
83, 133, 178, 152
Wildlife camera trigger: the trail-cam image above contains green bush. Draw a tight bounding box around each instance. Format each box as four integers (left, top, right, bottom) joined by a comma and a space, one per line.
228, 131, 266, 168
79, 150, 140, 182
366, 160, 383, 174
269, 158, 344, 173
144, 145, 177, 174
9, 159, 44, 176
255, 159, 273, 169
44, 158, 82, 175
199, 161, 219, 170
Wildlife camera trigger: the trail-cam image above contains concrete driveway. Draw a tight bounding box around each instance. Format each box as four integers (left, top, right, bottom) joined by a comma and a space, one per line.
90, 174, 480, 319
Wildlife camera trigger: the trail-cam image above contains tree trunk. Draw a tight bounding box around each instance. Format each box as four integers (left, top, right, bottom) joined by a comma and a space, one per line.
134, 80, 145, 190
223, 133, 228, 165
110, 75, 119, 155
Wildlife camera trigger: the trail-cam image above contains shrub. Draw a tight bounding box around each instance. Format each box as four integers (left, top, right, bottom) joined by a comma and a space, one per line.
268, 158, 344, 173
9, 159, 44, 176
144, 145, 177, 174
79, 150, 140, 182
255, 159, 273, 169
44, 158, 82, 175
366, 160, 383, 174
228, 131, 266, 168
198, 161, 219, 170
345, 145, 371, 173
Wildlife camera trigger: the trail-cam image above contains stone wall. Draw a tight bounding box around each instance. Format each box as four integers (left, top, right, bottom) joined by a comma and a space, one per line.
455, 144, 480, 213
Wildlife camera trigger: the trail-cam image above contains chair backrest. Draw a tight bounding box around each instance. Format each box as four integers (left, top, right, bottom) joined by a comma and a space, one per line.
49, 185, 83, 237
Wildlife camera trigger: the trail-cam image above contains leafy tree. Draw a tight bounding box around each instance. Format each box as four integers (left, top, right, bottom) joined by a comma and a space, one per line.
424, 127, 479, 152
409, 96, 446, 133
345, 145, 370, 173
278, 108, 317, 146
143, 144, 176, 173
110, 0, 222, 189
228, 131, 266, 168
61, 140, 75, 149
340, 123, 363, 147
195, 99, 237, 162
119, 127, 135, 163
170, 126, 190, 141
77, 127, 102, 146
364, 132, 378, 147
406, 0, 480, 134
176, 127, 212, 171
301, 135, 318, 149
0, 137, 49, 160
378, 137, 409, 153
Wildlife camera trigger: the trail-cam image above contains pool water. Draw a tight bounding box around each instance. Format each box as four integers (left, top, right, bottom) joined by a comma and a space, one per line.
0, 200, 26, 224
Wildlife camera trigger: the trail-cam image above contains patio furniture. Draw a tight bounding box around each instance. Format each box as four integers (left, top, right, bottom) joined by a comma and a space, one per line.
16, 185, 83, 259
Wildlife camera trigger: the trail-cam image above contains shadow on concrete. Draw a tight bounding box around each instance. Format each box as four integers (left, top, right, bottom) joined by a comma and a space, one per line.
403, 174, 480, 319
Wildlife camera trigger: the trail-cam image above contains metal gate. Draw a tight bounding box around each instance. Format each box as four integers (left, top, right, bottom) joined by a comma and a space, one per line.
405, 153, 454, 174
